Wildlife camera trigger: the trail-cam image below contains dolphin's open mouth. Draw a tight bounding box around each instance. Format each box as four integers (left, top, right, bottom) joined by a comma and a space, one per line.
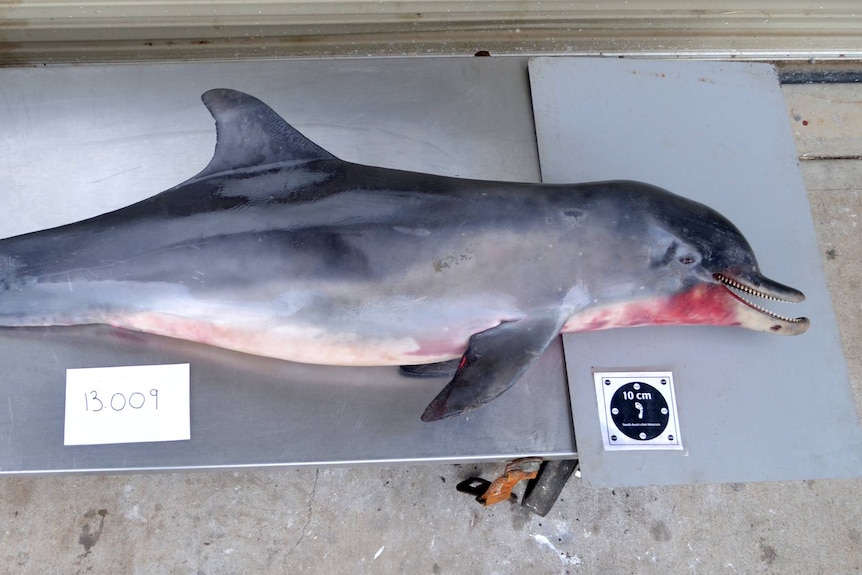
714, 272, 809, 332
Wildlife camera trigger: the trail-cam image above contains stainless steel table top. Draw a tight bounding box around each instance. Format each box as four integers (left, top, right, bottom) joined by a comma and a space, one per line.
0, 58, 577, 473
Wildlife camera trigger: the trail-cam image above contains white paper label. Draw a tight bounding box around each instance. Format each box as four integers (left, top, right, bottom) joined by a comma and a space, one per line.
64, 363, 191, 446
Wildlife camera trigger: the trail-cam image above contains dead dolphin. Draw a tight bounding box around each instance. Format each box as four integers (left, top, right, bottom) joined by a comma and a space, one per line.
0, 89, 808, 421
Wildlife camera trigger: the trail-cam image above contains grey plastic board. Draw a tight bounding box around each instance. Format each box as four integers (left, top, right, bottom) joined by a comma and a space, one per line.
0, 58, 576, 473
529, 57, 862, 487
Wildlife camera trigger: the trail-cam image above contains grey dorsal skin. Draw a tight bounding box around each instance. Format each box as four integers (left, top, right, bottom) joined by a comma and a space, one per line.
0, 89, 809, 421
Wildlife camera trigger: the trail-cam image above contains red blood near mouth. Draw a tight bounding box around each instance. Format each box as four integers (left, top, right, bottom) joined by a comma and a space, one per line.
563, 283, 741, 333
653, 283, 741, 327
602, 283, 741, 328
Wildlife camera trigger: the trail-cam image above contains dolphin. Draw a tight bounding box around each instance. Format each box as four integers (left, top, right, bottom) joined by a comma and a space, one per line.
0, 89, 808, 421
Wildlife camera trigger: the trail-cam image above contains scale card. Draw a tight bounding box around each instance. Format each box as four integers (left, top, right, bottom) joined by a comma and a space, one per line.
594, 371, 682, 451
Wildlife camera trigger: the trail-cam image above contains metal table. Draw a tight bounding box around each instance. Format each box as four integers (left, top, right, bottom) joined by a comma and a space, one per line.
530, 57, 862, 487
2, 57, 859, 488
0, 58, 576, 473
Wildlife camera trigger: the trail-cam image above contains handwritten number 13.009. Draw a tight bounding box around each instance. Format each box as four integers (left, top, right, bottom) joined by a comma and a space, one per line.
84, 389, 159, 412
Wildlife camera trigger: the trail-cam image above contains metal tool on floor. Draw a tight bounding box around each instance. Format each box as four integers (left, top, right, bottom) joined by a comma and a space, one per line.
457, 458, 579, 515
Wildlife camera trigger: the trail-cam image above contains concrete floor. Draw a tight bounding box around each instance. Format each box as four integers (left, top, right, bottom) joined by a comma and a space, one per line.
1, 82, 861, 575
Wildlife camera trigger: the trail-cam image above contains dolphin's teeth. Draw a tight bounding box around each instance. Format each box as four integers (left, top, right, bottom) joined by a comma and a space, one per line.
715, 273, 788, 302
714, 273, 804, 323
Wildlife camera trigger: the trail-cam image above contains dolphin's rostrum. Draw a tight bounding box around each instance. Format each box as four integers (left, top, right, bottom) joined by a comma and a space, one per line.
0, 89, 808, 420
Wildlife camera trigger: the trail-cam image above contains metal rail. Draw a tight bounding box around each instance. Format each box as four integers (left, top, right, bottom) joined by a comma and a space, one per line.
3, 2, 862, 65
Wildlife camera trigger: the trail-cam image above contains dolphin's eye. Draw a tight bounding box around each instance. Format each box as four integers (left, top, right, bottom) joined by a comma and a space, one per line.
655, 242, 699, 267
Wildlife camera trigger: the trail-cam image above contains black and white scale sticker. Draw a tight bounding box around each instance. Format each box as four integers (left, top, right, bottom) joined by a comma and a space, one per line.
593, 371, 683, 451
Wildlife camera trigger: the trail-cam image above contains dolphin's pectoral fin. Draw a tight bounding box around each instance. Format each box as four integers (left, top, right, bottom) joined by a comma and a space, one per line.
400, 359, 461, 378
420, 315, 565, 422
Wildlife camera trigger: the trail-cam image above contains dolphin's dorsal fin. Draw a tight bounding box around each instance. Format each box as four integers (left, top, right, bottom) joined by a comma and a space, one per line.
196, 89, 336, 178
